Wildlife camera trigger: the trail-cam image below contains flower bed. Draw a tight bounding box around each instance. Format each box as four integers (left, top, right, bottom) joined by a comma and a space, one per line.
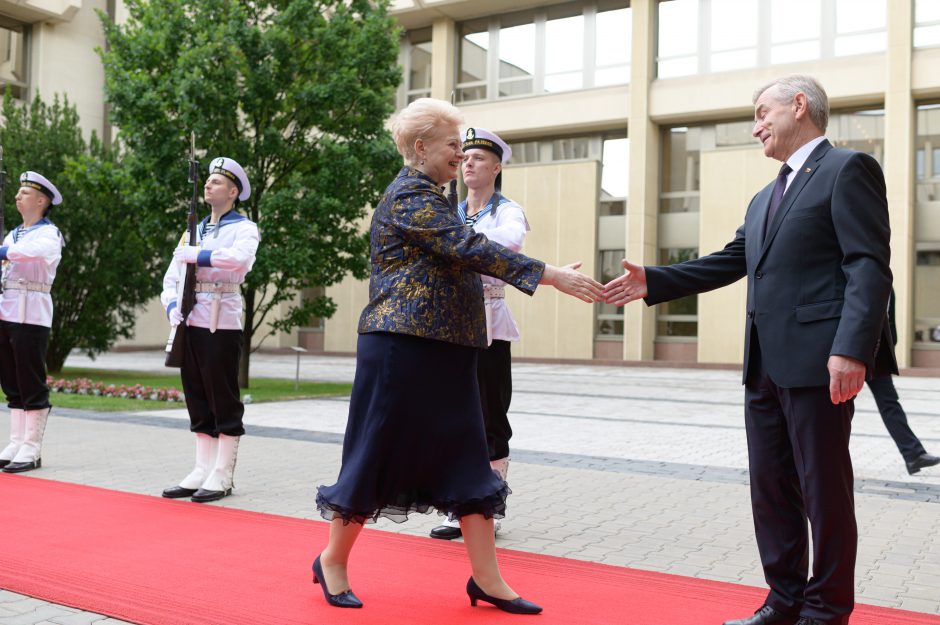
47, 377, 184, 403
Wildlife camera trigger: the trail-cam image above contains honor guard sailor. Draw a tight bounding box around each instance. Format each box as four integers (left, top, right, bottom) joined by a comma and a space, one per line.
160, 157, 259, 503
430, 127, 529, 540
0, 172, 65, 473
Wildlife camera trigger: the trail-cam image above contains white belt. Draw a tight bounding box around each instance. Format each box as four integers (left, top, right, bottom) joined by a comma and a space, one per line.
483, 284, 505, 300
3, 280, 52, 323
194, 281, 240, 333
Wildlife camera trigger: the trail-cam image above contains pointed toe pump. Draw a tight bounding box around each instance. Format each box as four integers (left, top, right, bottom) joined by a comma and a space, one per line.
312, 555, 363, 609
466, 577, 542, 615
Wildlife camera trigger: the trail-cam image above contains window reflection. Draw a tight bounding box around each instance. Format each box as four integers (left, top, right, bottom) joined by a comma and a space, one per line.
0, 21, 27, 100
456, 3, 631, 102
914, 0, 940, 48
914, 103, 940, 346
658, 0, 887, 77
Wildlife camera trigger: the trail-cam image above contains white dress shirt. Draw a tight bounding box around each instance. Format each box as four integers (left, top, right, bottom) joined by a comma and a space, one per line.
461, 194, 529, 344
0, 219, 64, 327
783, 135, 827, 192
161, 211, 260, 331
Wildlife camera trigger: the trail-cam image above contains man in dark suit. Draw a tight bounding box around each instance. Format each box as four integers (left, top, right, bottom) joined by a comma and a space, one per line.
867, 289, 939, 474
604, 75, 896, 625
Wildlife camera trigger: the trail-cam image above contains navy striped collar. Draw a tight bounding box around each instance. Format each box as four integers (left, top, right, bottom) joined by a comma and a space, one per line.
457, 192, 505, 225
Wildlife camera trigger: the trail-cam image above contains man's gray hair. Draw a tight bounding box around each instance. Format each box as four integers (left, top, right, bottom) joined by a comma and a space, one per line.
753, 74, 829, 132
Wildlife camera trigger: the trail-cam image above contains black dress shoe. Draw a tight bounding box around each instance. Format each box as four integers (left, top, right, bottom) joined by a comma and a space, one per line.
2, 458, 41, 473
906, 453, 940, 475
0, 459, 11, 469
162, 486, 198, 499
312, 555, 363, 608
430, 524, 462, 540
723, 605, 797, 625
466, 577, 542, 615
190, 487, 232, 503
794, 618, 823, 625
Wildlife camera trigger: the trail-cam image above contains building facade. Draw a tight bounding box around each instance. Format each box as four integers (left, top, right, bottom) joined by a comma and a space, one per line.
3, 0, 939, 369
319, 0, 937, 369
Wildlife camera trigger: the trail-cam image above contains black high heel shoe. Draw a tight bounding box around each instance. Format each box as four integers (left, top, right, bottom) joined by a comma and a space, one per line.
312, 555, 363, 609
466, 577, 542, 615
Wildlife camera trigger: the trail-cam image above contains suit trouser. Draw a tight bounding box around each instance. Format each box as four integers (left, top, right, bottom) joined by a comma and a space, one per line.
478, 339, 513, 461
745, 335, 856, 625
181, 326, 245, 437
865, 375, 926, 463
0, 320, 51, 410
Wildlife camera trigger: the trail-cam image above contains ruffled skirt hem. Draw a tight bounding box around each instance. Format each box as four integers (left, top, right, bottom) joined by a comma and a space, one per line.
316, 481, 511, 526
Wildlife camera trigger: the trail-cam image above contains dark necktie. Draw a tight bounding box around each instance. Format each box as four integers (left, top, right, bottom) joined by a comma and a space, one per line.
764, 163, 792, 238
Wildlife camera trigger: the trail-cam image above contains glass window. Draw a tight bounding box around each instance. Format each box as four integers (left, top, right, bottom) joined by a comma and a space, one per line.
597, 250, 625, 337
660, 127, 701, 213
829, 109, 885, 163
710, 0, 757, 71
658, 0, 886, 77
915, 0, 940, 48
498, 21, 535, 97
914, 103, 940, 345
544, 13, 584, 92
657, 0, 698, 78
601, 136, 629, 213
458, 20, 489, 103
0, 19, 27, 100
402, 29, 432, 104
595, 7, 631, 87
656, 248, 698, 338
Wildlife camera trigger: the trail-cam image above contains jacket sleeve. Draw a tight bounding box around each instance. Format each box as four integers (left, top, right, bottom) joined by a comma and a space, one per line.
474, 204, 527, 252
160, 231, 186, 319
392, 188, 544, 295
195, 222, 260, 272
0, 226, 62, 265
828, 152, 892, 368
644, 221, 748, 306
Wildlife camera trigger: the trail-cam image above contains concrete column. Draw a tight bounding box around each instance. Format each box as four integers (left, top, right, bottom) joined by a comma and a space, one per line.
623, 0, 658, 361
430, 17, 456, 101
884, 0, 915, 368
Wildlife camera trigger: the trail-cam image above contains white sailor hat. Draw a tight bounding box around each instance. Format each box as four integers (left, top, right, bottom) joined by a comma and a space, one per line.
462, 127, 512, 164
208, 157, 251, 201
19, 171, 62, 206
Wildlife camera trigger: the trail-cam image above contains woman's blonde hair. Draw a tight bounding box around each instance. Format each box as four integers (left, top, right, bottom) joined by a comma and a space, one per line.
391, 98, 464, 166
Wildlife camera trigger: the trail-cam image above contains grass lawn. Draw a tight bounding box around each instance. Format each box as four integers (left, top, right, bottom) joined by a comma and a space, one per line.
47, 367, 352, 413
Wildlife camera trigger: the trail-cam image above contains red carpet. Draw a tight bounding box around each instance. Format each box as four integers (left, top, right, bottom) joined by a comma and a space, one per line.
0, 475, 936, 625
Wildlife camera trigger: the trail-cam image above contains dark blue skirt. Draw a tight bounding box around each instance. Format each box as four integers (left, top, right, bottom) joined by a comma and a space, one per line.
316, 332, 509, 524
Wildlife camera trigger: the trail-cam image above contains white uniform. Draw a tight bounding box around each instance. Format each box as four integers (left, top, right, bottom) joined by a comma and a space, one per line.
160, 211, 259, 331
459, 194, 529, 344
0, 219, 64, 327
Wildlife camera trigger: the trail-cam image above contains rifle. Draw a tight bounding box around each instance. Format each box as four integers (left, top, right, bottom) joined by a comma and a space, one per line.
0, 147, 5, 294
448, 91, 459, 211
165, 132, 200, 367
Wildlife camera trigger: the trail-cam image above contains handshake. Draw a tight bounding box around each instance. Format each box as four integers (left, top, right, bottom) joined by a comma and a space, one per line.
541, 260, 645, 306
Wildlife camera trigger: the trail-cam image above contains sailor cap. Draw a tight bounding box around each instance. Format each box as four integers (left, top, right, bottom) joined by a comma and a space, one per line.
19, 171, 62, 205
208, 157, 251, 201
462, 127, 512, 164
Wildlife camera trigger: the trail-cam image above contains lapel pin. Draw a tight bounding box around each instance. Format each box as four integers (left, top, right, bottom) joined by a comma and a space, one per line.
804, 167, 812, 173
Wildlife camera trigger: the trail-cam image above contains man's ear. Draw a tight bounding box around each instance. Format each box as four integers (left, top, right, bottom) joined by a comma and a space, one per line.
793, 92, 809, 120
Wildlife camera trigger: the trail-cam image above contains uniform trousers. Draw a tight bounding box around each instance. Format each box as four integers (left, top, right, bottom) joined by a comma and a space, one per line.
745, 333, 856, 625
478, 339, 513, 461
181, 326, 245, 437
865, 374, 926, 463
0, 320, 51, 410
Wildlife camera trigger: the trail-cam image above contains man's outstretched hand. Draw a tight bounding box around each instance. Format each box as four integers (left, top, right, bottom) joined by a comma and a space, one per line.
603, 260, 648, 306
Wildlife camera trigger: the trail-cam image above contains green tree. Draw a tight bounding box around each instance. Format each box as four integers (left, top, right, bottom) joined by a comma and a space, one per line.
0, 91, 162, 371
99, 0, 402, 386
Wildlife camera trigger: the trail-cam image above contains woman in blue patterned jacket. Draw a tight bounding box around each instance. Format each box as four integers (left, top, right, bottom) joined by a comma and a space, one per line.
313, 98, 602, 614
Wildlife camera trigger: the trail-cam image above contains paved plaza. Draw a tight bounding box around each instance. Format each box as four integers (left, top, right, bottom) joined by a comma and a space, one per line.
1, 350, 939, 624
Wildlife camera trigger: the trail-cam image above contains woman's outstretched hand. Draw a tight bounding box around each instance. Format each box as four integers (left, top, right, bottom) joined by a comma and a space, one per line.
540, 262, 604, 303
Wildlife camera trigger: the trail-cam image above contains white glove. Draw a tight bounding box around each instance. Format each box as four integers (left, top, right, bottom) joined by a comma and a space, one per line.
169, 307, 184, 328
173, 245, 200, 264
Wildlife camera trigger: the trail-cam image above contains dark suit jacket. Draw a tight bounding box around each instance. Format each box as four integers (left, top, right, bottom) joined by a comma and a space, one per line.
646, 140, 897, 387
